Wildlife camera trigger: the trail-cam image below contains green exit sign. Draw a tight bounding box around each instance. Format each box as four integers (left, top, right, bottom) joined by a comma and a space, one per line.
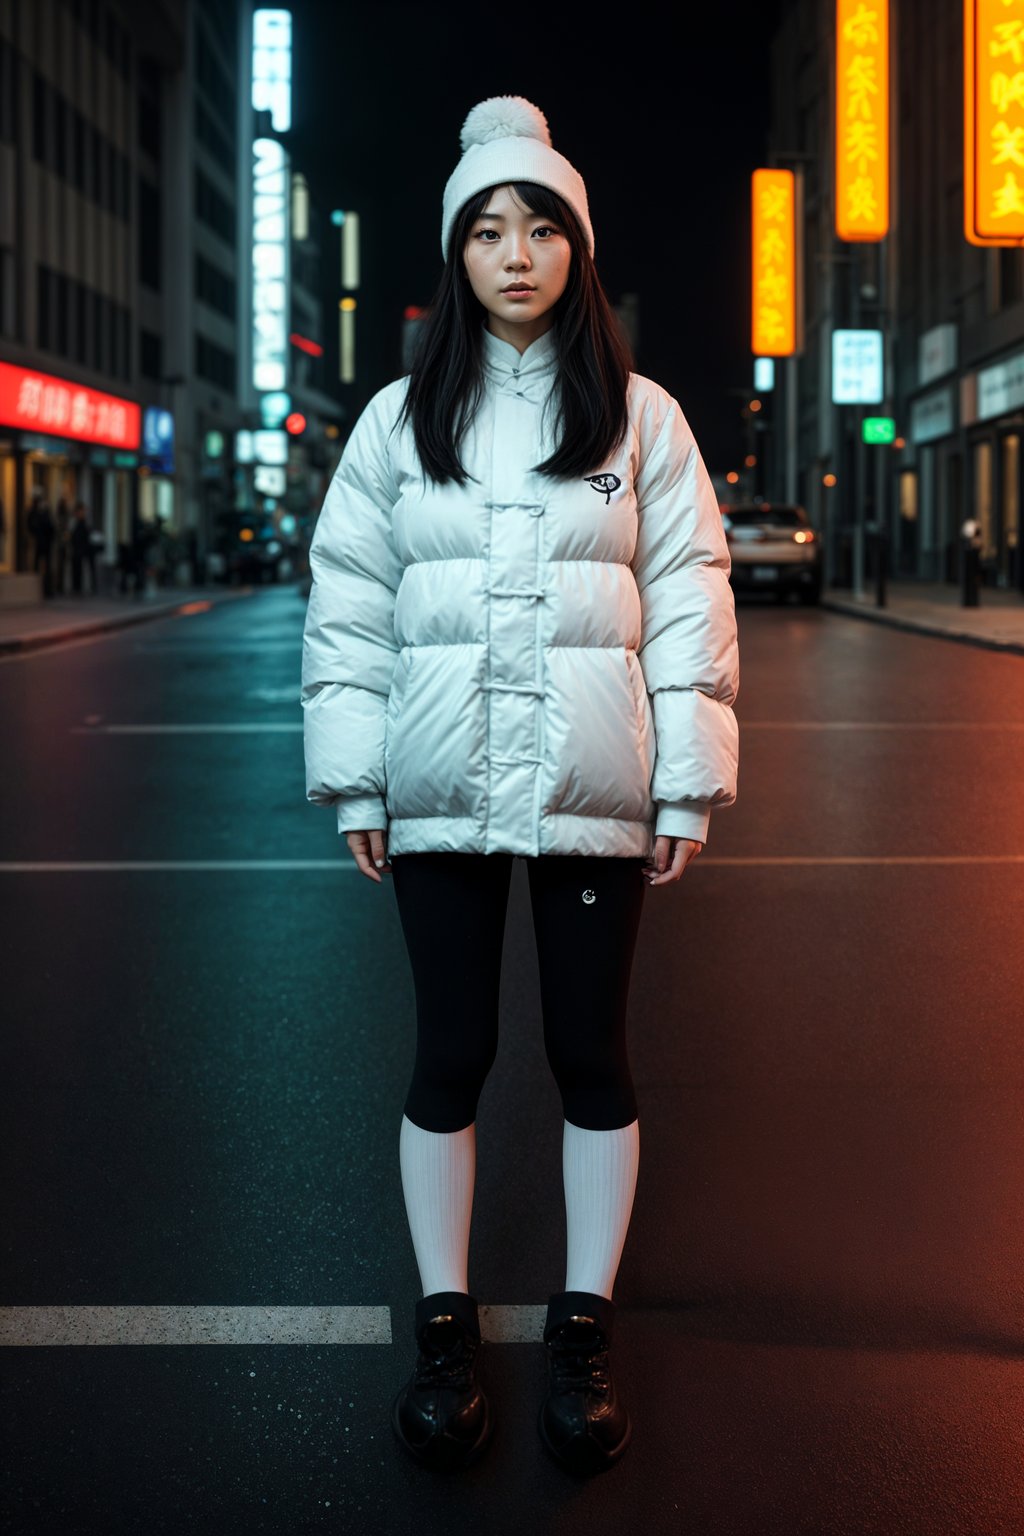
863, 416, 896, 444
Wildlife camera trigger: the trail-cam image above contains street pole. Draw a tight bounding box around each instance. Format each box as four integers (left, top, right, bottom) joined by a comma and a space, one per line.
786, 353, 798, 503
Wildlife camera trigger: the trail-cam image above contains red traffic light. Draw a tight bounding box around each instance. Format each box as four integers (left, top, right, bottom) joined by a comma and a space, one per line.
285, 412, 307, 435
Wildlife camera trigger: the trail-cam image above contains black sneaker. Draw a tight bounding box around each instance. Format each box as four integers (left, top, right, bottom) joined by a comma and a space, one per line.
537, 1289, 632, 1476
391, 1290, 494, 1472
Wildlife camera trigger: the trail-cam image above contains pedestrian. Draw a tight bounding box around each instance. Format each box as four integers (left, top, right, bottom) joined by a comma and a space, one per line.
300, 95, 740, 1478
130, 520, 152, 597
55, 492, 72, 595
70, 502, 97, 594
27, 488, 55, 598
185, 526, 202, 586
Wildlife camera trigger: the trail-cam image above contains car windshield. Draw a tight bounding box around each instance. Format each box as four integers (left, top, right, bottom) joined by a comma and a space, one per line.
725, 506, 807, 528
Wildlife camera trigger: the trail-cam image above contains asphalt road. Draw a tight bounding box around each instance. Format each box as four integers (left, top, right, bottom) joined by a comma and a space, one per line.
2, 582, 1023, 1535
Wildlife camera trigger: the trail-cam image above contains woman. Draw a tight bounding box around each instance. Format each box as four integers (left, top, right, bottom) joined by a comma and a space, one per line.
300, 95, 740, 1478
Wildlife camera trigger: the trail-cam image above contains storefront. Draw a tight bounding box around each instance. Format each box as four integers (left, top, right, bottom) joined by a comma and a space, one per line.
958, 351, 1024, 594
905, 382, 959, 583
0, 360, 146, 605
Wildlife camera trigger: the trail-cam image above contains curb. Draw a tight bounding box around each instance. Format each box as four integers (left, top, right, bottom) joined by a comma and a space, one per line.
819, 594, 1024, 657
0, 585, 258, 657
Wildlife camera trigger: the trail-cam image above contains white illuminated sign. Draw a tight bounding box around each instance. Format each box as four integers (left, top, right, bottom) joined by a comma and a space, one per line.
254, 465, 287, 496
252, 138, 289, 392
753, 357, 775, 393
832, 329, 884, 405
253, 429, 288, 465
252, 10, 292, 132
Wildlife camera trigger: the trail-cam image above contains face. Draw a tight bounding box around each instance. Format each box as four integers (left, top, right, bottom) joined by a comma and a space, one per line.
462, 184, 571, 351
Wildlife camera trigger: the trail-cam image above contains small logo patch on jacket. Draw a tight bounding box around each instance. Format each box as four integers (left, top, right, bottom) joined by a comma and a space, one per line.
582, 888, 596, 905
584, 473, 622, 504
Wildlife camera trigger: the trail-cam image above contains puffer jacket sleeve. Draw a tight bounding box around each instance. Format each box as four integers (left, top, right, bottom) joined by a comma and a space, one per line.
300, 384, 404, 836
630, 387, 740, 846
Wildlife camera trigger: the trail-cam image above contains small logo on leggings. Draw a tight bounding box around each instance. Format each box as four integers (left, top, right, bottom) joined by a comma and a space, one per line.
582, 888, 596, 905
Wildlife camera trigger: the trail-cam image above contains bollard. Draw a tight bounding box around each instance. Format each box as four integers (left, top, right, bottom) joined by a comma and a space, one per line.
874, 525, 889, 608
960, 539, 981, 606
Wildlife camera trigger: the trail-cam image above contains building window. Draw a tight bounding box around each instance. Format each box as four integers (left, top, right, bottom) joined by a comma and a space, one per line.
999, 247, 1023, 308
195, 333, 236, 393
73, 108, 86, 192
194, 167, 237, 249
54, 94, 67, 179
138, 56, 162, 163
0, 36, 17, 145
140, 328, 163, 381
32, 70, 47, 165
138, 178, 161, 291
37, 264, 51, 350
195, 253, 236, 319
0, 247, 16, 340
56, 271, 68, 356
74, 278, 87, 363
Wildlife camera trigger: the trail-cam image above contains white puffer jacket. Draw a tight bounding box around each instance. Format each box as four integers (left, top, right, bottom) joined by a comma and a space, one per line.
301, 323, 739, 859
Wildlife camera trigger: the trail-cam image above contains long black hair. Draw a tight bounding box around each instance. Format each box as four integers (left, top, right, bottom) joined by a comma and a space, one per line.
394, 180, 635, 488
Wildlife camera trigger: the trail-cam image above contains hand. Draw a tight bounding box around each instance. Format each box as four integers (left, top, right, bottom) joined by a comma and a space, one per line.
642, 834, 703, 886
345, 828, 391, 884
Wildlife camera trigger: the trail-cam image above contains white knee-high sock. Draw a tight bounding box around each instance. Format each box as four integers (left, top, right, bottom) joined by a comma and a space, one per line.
562, 1117, 640, 1301
399, 1114, 476, 1298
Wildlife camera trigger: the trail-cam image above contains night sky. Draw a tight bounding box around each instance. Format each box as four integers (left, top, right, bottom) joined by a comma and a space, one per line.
284, 0, 787, 471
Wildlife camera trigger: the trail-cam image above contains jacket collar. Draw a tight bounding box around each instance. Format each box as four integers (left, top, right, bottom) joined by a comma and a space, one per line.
481, 323, 559, 396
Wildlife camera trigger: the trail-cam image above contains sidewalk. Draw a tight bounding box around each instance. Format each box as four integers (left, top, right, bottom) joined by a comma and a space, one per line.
820, 580, 1024, 655
0, 583, 262, 656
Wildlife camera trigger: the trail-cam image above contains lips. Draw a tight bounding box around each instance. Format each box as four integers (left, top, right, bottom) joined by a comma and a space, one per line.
502, 285, 535, 292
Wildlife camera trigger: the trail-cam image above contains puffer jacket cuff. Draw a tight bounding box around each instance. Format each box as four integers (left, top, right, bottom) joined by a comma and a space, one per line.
336, 793, 388, 836
655, 799, 711, 844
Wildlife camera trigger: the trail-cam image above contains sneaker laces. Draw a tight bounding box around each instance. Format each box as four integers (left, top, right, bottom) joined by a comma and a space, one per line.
413, 1323, 479, 1390
547, 1325, 612, 1398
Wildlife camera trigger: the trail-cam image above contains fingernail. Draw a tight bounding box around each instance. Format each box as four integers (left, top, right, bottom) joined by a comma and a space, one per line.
375, 858, 385, 868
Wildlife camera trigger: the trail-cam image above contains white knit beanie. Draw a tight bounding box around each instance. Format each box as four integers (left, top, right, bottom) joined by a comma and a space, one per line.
441, 95, 595, 263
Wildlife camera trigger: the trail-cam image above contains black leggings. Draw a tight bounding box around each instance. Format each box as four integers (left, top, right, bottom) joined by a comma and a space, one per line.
390, 852, 647, 1135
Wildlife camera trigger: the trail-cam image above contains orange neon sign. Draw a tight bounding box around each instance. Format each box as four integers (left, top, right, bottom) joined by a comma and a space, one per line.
751, 168, 797, 357
964, 0, 1024, 245
835, 0, 890, 242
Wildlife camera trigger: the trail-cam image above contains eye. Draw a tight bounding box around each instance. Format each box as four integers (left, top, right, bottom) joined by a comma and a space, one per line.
473, 225, 560, 240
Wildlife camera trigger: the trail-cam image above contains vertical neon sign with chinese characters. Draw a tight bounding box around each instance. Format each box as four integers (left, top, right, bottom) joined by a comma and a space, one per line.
751, 169, 796, 357
965, 0, 1024, 245
835, 0, 890, 242
251, 10, 292, 392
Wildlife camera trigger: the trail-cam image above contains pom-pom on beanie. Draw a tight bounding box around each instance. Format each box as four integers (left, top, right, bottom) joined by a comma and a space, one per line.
441, 95, 594, 263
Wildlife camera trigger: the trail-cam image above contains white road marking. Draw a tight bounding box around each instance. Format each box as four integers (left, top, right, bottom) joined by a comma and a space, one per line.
70, 723, 301, 733
67, 720, 1024, 735
246, 687, 303, 703
0, 857, 1022, 872
738, 721, 1024, 730
0, 1305, 546, 1346
0, 861, 350, 871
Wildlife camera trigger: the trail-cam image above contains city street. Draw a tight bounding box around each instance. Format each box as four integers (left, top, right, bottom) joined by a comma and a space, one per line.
2, 582, 1023, 1534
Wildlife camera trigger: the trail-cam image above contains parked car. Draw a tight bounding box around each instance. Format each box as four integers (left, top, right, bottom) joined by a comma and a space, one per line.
212, 511, 296, 585
721, 501, 822, 604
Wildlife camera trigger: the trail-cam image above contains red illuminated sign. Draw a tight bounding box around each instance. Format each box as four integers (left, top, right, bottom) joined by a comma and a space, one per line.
0, 361, 141, 449
288, 332, 323, 357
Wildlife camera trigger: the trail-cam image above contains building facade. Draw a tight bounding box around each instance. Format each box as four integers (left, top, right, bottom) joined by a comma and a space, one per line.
767, 0, 1024, 595
0, 0, 343, 604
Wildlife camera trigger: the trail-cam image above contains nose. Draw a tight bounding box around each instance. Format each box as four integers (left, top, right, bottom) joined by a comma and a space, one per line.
504, 232, 531, 266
